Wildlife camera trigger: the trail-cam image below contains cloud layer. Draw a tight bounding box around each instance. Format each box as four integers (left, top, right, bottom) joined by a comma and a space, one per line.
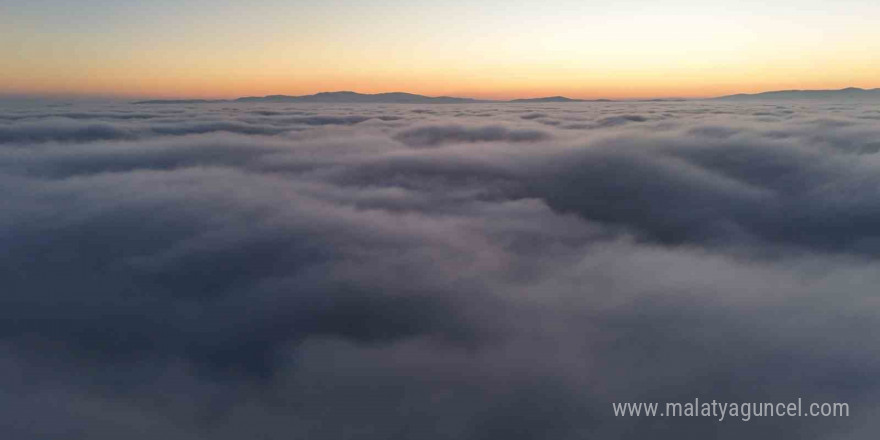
2, 100, 880, 439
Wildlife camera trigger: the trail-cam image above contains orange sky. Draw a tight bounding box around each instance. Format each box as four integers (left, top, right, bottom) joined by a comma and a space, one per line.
3, 0, 880, 100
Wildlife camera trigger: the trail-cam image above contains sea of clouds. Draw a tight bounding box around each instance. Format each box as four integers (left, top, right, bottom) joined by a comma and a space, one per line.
2, 99, 879, 439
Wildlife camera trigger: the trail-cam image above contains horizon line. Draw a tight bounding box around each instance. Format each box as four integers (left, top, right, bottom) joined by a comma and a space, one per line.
3, 86, 879, 103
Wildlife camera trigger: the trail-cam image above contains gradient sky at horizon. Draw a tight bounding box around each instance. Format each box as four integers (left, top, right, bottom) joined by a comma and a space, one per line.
3, 0, 880, 99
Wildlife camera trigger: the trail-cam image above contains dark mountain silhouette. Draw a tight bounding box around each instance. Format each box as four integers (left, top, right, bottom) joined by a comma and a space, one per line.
135, 91, 603, 104
132, 87, 880, 104
717, 87, 880, 101
234, 91, 487, 104
508, 96, 584, 103
133, 99, 227, 104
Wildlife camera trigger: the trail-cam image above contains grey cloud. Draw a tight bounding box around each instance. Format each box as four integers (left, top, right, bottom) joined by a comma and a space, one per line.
0, 111, 409, 145
517, 127, 880, 256
1, 100, 879, 439
520, 112, 548, 120
394, 123, 552, 147
0, 118, 137, 143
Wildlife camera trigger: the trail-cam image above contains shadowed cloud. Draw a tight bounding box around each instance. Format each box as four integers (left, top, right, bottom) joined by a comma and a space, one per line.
2, 100, 879, 439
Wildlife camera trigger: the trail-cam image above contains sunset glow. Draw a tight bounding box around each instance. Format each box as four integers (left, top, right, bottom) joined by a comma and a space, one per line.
4, 0, 880, 99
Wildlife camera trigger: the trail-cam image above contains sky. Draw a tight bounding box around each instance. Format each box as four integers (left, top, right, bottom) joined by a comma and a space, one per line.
3, 0, 880, 98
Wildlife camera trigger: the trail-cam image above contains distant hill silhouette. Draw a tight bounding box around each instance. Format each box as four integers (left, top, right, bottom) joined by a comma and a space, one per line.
135, 91, 608, 104
133, 87, 880, 104
234, 91, 487, 104
509, 96, 580, 103
133, 99, 227, 104
717, 87, 880, 101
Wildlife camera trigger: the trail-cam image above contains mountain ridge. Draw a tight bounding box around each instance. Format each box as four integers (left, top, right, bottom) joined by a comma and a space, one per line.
135, 91, 606, 104
234, 91, 487, 104
716, 87, 880, 100
133, 88, 880, 104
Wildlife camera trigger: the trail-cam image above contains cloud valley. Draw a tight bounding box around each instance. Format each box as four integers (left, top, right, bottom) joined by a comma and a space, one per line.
2, 100, 879, 439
